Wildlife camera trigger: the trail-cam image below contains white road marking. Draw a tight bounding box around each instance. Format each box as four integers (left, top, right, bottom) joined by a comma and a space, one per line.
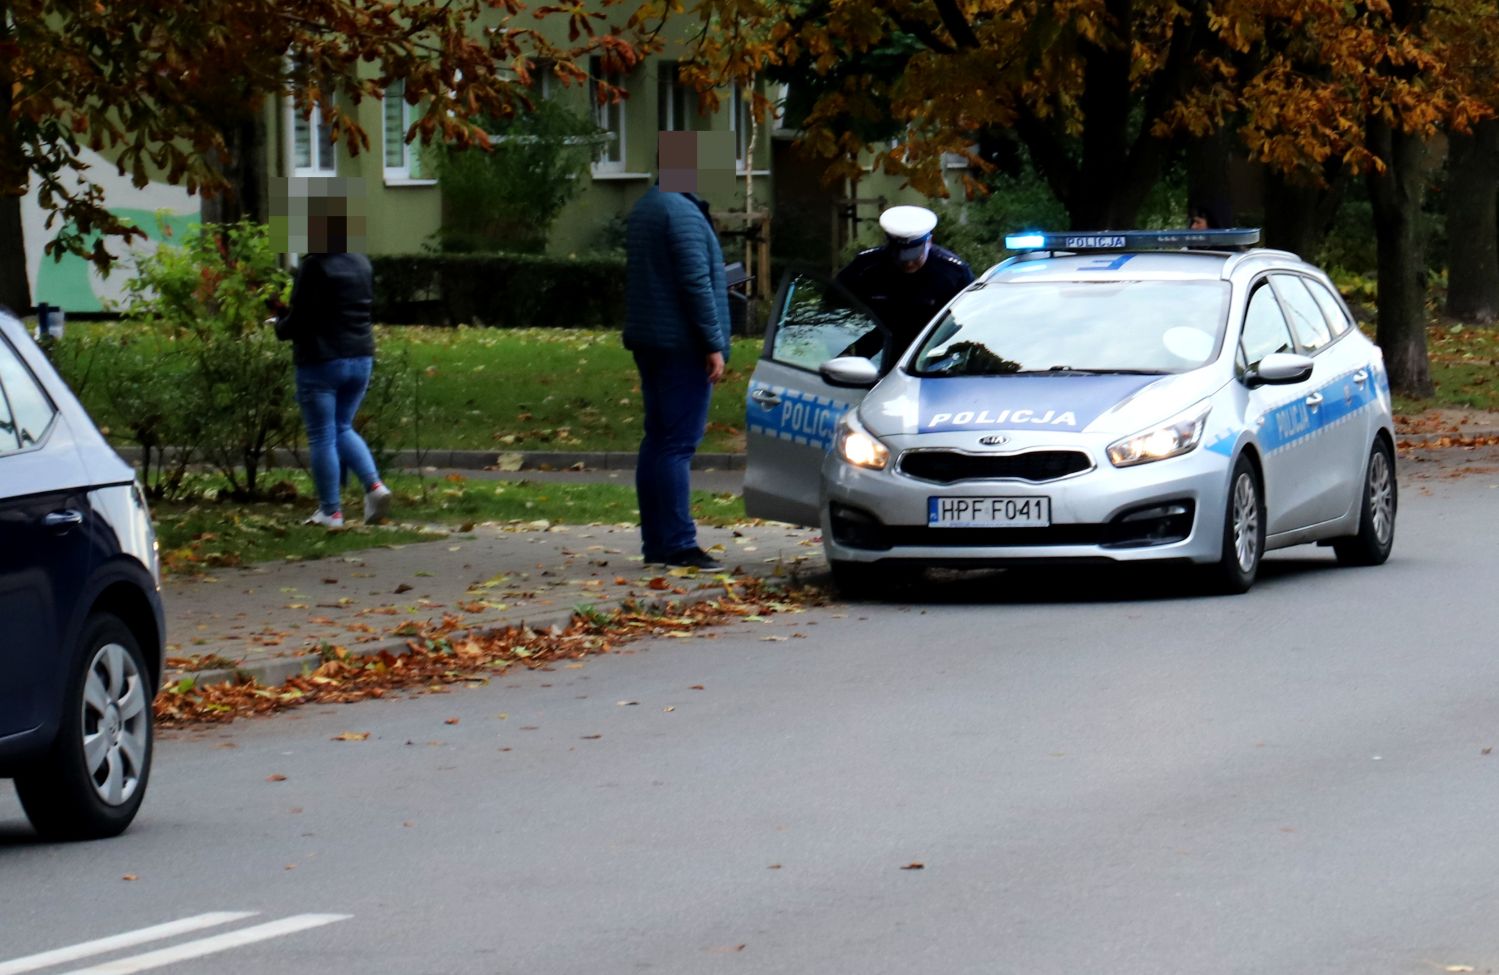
56, 914, 351, 975
0, 913, 259, 975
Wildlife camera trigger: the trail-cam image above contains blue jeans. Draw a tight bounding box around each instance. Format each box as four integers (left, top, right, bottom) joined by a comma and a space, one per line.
634, 349, 712, 560
295, 356, 380, 515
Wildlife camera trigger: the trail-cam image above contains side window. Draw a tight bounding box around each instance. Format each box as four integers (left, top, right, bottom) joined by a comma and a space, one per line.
769, 274, 886, 372
1239, 283, 1296, 371
1304, 278, 1353, 337
0, 363, 18, 453
1272, 274, 1333, 352
0, 338, 55, 451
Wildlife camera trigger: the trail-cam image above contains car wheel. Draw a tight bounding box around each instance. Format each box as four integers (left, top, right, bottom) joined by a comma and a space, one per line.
1333, 439, 1397, 567
1209, 456, 1264, 595
15, 614, 154, 840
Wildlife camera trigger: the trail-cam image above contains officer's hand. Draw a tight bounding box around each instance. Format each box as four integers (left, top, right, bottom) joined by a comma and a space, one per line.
706, 351, 725, 384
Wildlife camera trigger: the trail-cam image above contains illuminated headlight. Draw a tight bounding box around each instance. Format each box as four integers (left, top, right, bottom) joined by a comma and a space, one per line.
1107, 400, 1211, 467
836, 412, 890, 470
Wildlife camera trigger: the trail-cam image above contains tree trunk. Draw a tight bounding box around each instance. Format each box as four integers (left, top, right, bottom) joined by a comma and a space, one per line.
1367, 117, 1435, 398
202, 110, 269, 225
1186, 129, 1236, 229
0, 6, 31, 316
1444, 118, 1499, 323
1262, 169, 1344, 259
0, 194, 29, 315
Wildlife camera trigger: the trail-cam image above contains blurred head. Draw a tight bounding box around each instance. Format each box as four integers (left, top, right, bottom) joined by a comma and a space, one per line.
272, 177, 367, 255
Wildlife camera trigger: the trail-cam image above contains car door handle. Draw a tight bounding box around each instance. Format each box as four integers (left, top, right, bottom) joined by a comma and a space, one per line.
1353, 369, 1369, 385
750, 388, 781, 406
1304, 392, 1324, 408
43, 509, 84, 531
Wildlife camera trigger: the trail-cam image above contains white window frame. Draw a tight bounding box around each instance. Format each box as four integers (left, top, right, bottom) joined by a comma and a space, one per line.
590, 56, 627, 175
382, 80, 434, 185
658, 61, 696, 132
288, 97, 336, 177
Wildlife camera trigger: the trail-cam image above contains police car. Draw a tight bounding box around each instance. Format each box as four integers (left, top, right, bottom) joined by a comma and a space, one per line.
744, 229, 1396, 596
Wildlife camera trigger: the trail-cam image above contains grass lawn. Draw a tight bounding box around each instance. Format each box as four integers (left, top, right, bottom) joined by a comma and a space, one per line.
1395, 320, 1499, 414
154, 468, 745, 575
397, 327, 761, 453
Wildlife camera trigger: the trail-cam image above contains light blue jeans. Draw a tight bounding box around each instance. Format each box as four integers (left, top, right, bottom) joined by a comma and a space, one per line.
295, 356, 380, 515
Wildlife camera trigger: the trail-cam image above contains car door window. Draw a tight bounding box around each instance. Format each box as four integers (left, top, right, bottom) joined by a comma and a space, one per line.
1239, 283, 1297, 370
769, 274, 886, 372
1304, 278, 1353, 337
1272, 274, 1334, 352
0, 360, 18, 453
0, 338, 53, 452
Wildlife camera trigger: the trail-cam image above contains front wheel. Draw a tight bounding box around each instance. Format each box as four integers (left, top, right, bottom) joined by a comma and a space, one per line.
15, 614, 155, 840
1207, 456, 1265, 595
1333, 439, 1397, 566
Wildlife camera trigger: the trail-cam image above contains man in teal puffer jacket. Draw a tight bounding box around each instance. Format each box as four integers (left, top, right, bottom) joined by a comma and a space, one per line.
622, 137, 732, 571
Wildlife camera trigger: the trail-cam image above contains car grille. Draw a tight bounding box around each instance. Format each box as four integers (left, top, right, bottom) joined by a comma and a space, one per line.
897, 449, 1093, 484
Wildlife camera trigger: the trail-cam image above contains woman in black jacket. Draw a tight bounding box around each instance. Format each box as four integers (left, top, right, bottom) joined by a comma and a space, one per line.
276, 209, 391, 529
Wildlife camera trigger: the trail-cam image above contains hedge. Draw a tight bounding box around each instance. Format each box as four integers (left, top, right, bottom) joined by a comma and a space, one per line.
371, 252, 626, 328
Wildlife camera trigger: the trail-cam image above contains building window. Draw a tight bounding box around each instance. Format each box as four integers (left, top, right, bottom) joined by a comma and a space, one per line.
590, 56, 626, 174
658, 62, 696, 132
291, 97, 336, 176
729, 83, 755, 172
382, 80, 427, 181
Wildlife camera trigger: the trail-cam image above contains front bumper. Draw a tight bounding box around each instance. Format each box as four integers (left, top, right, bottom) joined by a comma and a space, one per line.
820, 439, 1231, 567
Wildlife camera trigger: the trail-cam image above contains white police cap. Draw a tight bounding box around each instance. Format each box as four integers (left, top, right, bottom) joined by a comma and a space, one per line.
880, 205, 938, 260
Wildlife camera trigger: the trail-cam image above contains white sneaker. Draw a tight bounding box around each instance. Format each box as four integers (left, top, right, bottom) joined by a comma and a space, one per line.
363, 483, 392, 523
305, 509, 344, 530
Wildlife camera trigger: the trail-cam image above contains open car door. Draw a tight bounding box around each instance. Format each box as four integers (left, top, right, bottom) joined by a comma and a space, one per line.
743, 272, 888, 527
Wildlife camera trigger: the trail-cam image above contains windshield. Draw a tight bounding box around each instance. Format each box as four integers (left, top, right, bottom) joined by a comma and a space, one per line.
909, 279, 1230, 377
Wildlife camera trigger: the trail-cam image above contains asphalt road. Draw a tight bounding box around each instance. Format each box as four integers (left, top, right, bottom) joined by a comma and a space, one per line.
3, 447, 1498, 975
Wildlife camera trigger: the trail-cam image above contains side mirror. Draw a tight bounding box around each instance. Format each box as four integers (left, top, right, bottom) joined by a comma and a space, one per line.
820, 356, 881, 388
1246, 352, 1314, 388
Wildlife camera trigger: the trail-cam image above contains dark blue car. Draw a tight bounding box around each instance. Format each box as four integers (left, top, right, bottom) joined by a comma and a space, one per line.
0, 310, 164, 839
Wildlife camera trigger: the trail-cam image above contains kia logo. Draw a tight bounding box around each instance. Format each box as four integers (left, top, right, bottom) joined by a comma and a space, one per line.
978, 434, 1010, 446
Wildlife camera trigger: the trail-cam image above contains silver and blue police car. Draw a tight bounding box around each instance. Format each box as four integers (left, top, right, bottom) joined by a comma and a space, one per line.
743, 229, 1396, 596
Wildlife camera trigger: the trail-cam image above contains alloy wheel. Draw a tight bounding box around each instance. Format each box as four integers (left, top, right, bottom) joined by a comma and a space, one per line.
81, 642, 149, 806
1367, 449, 1394, 545
1231, 472, 1260, 573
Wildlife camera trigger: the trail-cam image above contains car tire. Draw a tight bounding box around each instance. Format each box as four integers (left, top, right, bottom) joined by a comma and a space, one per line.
1208, 455, 1265, 595
1333, 438, 1397, 567
15, 613, 154, 840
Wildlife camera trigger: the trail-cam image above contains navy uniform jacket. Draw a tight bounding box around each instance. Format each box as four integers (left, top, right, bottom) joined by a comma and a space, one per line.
836, 244, 974, 354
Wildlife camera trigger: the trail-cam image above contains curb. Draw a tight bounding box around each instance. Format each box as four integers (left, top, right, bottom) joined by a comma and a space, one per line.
115, 446, 745, 472
167, 569, 823, 691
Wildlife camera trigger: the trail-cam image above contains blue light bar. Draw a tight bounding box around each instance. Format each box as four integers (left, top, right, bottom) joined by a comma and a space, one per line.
1004, 228, 1261, 251
1003, 233, 1047, 250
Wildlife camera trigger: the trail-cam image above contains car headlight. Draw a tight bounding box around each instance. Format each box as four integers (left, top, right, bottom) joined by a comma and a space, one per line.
836, 411, 890, 470
1107, 400, 1211, 467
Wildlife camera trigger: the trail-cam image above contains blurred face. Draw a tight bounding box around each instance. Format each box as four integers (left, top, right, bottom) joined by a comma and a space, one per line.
894, 239, 931, 273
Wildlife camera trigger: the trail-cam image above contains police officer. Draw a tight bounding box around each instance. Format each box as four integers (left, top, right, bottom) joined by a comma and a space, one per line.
836, 205, 974, 358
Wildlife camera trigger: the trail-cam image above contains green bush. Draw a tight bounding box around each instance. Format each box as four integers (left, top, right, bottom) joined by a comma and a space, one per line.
370, 252, 626, 328
934, 168, 1070, 271
115, 220, 297, 498
434, 101, 598, 255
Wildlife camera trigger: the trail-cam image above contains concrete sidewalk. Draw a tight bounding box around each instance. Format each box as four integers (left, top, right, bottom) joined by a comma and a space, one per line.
163, 520, 825, 688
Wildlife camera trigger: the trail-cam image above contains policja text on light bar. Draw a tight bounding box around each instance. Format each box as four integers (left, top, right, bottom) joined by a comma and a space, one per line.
1003, 228, 1261, 251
